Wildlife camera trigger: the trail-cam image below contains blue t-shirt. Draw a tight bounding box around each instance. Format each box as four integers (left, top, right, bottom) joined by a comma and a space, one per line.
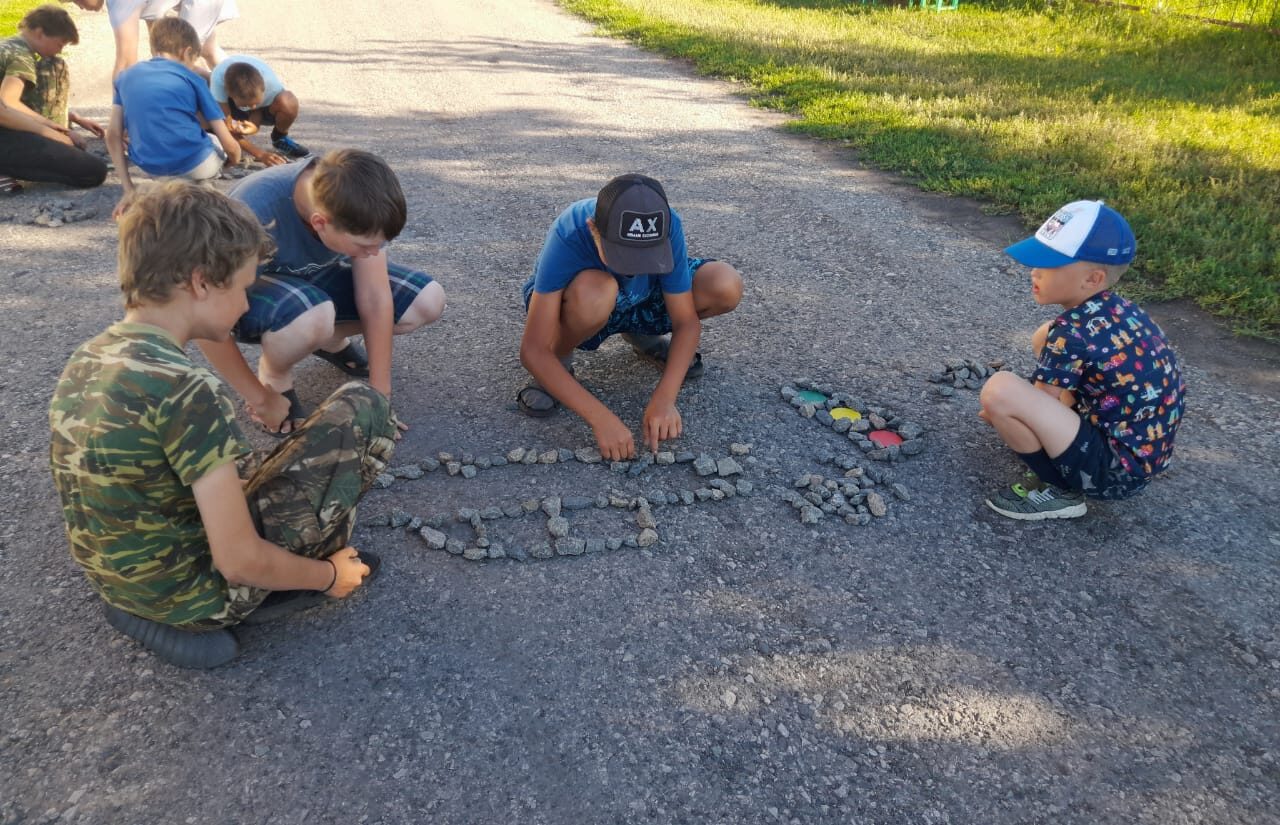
209, 55, 285, 108
228, 159, 345, 278
1034, 290, 1185, 479
113, 58, 225, 176
526, 198, 691, 311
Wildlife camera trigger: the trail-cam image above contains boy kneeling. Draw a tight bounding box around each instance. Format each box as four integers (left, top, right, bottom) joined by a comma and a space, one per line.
519, 173, 743, 459
49, 181, 395, 669
980, 200, 1185, 520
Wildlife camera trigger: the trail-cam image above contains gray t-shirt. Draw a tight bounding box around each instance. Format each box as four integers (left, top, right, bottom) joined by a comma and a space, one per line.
228, 159, 344, 278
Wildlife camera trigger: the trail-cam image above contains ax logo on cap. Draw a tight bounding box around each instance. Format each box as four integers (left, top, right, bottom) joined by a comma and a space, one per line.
620, 210, 665, 243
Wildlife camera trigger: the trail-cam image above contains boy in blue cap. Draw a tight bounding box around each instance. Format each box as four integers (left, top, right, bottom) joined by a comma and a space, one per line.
518, 173, 743, 460
979, 200, 1185, 520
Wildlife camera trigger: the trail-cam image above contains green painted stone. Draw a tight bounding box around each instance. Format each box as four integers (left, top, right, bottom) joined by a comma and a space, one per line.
796, 390, 827, 405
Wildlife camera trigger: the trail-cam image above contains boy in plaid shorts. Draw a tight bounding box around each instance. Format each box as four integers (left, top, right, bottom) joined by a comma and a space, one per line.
518, 173, 742, 459
200, 149, 445, 435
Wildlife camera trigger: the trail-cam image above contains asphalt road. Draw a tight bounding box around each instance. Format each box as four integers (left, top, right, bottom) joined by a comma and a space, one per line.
2, 1, 1278, 823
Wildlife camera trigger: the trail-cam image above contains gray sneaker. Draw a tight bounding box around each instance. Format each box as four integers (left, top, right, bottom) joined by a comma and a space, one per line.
992, 471, 1047, 503
985, 483, 1086, 520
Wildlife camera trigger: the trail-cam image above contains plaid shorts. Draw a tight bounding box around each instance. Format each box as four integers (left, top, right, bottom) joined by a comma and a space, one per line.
522, 257, 711, 352
235, 262, 435, 343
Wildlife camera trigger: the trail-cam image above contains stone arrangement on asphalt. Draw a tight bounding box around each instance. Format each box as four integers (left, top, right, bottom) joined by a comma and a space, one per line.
927, 357, 1012, 397
367, 442, 757, 561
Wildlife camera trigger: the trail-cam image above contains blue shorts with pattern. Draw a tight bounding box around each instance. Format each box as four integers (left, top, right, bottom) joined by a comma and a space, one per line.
522, 257, 711, 352
1017, 416, 1149, 500
235, 261, 435, 343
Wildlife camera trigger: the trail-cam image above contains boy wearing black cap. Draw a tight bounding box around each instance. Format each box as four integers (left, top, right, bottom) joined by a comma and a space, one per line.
518, 173, 742, 460
979, 200, 1185, 520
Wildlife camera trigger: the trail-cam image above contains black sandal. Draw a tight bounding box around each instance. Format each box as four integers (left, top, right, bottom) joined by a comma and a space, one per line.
516, 383, 558, 418
625, 334, 705, 379
313, 340, 370, 378
264, 388, 308, 438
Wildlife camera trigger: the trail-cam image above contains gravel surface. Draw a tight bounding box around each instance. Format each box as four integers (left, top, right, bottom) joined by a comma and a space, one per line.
2, 1, 1278, 823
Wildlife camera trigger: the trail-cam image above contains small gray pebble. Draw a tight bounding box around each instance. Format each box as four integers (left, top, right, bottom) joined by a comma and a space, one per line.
585, 538, 606, 554
389, 510, 412, 529
595, 493, 609, 508
463, 546, 487, 561
901, 439, 924, 456
675, 451, 696, 463
445, 538, 465, 555
557, 448, 575, 463
502, 504, 524, 519
538, 449, 558, 464
391, 464, 423, 480
407, 516, 422, 531
506, 545, 529, 562
541, 496, 562, 518
563, 496, 593, 510
611, 461, 630, 474
679, 490, 695, 505
530, 542, 554, 560
507, 447, 526, 463
637, 528, 659, 547
655, 451, 675, 465
693, 455, 717, 476
624, 535, 639, 548
521, 451, 538, 465
462, 452, 475, 465
446, 462, 461, 476
438, 451, 455, 463
426, 513, 448, 529
479, 506, 504, 520
373, 472, 394, 489
486, 544, 506, 560
833, 418, 852, 434
695, 488, 713, 502
735, 480, 754, 496
475, 456, 492, 470
636, 508, 657, 529
606, 537, 623, 551
456, 508, 478, 523
419, 526, 447, 550
490, 455, 508, 467
419, 457, 440, 472
799, 403, 816, 418
521, 499, 541, 514
574, 446, 602, 464
460, 465, 477, 479
891, 483, 910, 501
867, 492, 888, 517
800, 505, 823, 525
716, 456, 744, 477
547, 516, 570, 538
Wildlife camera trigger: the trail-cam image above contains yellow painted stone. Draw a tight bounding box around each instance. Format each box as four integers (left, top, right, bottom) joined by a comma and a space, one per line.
830, 407, 861, 421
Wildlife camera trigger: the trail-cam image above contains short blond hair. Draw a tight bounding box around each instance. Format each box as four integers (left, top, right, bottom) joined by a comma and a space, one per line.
118, 181, 274, 308
1102, 262, 1130, 288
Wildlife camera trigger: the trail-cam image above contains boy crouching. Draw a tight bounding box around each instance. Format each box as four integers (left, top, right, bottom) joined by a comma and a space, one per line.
49, 181, 396, 668
980, 200, 1185, 520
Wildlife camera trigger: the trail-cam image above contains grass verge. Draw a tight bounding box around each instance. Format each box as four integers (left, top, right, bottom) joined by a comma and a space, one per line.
560, 0, 1280, 337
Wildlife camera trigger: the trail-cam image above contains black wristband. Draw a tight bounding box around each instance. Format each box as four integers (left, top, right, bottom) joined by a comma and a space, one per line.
321, 559, 337, 594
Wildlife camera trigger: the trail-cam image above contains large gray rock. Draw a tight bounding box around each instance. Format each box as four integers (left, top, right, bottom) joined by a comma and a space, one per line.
541, 496, 561, 518
716, 457, 744, 477
418, 526, 447, 550
636, 528, 659, 547
693, 454, 717, 476
574, 446, 602, 464
547, 516, 570, 538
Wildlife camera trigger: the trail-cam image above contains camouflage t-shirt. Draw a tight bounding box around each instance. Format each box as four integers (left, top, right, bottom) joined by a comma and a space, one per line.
0, 34, 69, 126
49, 323, 250, 626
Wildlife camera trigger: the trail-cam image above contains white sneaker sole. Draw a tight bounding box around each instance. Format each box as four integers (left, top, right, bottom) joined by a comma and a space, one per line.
984, 497, 1087, 520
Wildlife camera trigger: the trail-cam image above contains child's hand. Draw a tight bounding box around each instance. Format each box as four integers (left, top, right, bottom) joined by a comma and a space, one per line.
642, 399, 682, 453
249, 386, 293, 434
323, 546, 371, 598
592, 412, 636, 462
259, 152, 288, 167
110, 196, 130, 221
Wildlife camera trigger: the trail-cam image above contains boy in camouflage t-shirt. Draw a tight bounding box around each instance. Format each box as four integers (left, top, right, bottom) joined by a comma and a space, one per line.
49, 181, 396, 669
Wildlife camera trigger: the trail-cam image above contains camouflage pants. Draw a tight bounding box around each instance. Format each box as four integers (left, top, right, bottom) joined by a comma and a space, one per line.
192, 382, 396, 629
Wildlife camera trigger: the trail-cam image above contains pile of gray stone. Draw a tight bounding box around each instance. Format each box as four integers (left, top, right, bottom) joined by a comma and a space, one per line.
367, 443, 755, 562
29, 200, 96, 227
780, 380, 925, 463
777, 454, 909, 527
928, 357, 1011, 397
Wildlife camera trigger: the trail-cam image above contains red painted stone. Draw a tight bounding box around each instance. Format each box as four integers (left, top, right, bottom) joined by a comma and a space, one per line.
868, 430, 903, 448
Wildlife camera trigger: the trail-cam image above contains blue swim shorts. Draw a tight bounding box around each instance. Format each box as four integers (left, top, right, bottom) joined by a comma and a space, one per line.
1017, 416, 1149, 501
521, 257, 712, 352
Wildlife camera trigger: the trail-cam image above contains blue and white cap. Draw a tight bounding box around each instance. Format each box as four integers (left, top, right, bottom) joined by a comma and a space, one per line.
1005, 200, 1136, 268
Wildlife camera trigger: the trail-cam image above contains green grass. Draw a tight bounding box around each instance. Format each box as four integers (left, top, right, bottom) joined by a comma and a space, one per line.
561, 0, 1280, 337
0, 0, 35, 34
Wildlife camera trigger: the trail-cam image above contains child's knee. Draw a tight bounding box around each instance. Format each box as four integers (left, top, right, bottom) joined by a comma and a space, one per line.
272, 91, 299, 118
395, 280, 445, 333
268, 301, 336, 347
693, 262, 742, 317
979, 370, 1027, 414
562, 270, 618, 324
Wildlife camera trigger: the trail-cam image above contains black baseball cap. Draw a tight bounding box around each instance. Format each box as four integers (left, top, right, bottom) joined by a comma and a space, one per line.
594, 173, 674, 276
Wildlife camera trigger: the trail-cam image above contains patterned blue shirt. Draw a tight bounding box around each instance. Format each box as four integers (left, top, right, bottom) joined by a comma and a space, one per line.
1034, 290, 1185, 478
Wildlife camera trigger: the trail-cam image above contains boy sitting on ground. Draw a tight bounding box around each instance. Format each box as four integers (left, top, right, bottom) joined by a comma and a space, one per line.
209, 54, 309, 165
518, 173, 742, 459
199, 149, 445, 435
0, 4, 107, 190
107, 17, 240, 219
979, 200, 1185, 520
49, 181, 395, 669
